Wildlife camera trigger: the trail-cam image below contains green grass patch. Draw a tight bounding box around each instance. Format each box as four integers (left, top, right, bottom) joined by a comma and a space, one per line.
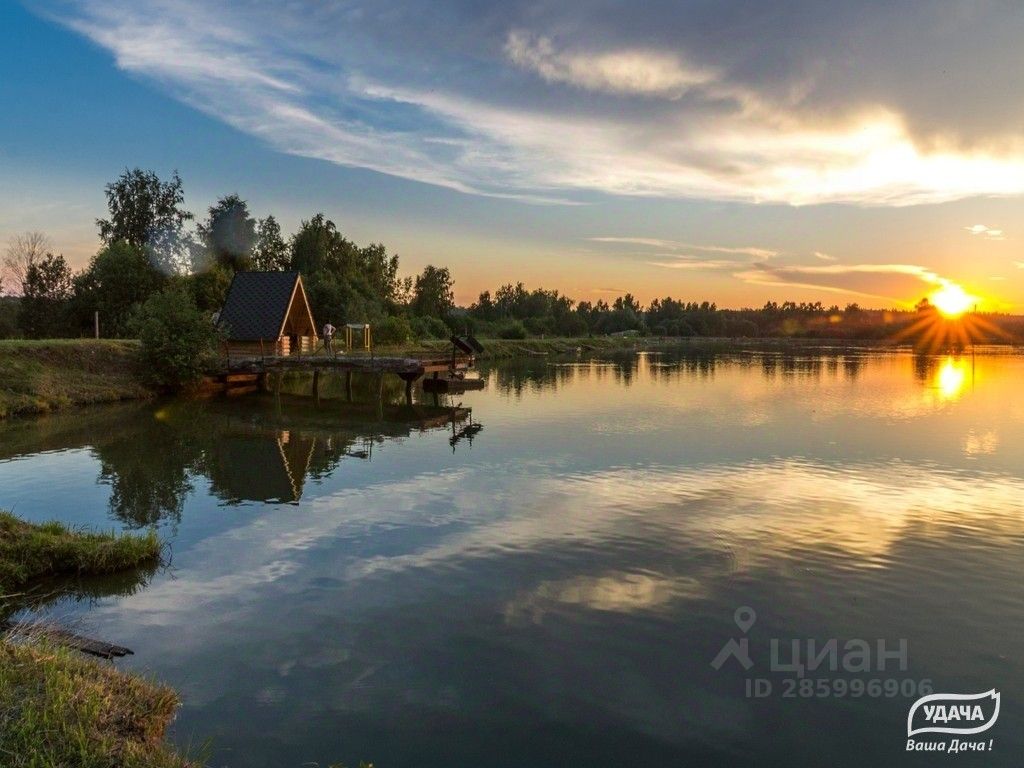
0, 512, 186, 766
0, 639, 194, 768
0, 511, 160, 596
0, 339, 152, 419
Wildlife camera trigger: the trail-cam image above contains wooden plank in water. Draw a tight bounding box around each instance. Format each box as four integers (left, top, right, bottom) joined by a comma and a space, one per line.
18, 624, 133, 659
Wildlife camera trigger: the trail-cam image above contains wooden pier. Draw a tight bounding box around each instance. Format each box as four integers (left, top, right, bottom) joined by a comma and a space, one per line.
203, 352, 476, 402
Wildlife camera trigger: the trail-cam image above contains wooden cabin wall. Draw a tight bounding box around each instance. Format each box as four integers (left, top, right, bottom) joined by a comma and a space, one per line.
223, 336, 320, 362
283, 292, 316, 338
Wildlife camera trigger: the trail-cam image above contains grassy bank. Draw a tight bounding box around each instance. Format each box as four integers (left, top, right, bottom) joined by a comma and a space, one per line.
0, 340, 152, 419
0, 640, 193, 768
0, 512, 187, 767
380, 335, 648, 359
0, 511, 160, 595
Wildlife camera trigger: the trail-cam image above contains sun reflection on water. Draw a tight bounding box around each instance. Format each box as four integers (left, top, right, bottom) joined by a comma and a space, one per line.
935, 356, 969, 400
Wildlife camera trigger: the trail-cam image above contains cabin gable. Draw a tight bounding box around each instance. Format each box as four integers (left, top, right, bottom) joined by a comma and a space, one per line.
217, 271, 318, 357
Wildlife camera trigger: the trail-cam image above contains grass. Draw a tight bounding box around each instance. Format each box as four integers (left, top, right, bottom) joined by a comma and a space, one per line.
0, 511, 160, 596
0, 511, 187, 767
0, 640, 194, 768
0, 339, 152, 419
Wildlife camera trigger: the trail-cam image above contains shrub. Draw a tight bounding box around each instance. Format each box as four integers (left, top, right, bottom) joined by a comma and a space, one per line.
374, 315, 413, 345
524, 316, 553, 336
133, 287, 220, 389
496, 320, 527, 339
410, 315, 450, 340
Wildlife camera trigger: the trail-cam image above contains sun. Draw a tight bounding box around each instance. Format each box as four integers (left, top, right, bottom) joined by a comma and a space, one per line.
929, 283, 975, 318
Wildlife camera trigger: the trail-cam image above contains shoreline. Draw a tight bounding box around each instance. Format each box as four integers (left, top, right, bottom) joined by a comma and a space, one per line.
4, 336, 1021, 420
0, 512, 188, 767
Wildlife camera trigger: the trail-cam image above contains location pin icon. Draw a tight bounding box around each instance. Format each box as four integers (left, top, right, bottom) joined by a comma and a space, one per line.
734, 606, 756, 634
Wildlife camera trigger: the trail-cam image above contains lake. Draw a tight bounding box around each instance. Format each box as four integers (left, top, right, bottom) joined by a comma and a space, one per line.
1, 346, 1022, 767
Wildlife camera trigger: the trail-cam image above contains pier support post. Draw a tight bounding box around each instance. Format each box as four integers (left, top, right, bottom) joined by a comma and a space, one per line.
312, 369, 321, 406
404, 378, 413, 405
346, 371, 353, 402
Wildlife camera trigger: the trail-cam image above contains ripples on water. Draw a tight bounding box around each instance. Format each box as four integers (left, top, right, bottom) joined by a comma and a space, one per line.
1, 347, 1022, 767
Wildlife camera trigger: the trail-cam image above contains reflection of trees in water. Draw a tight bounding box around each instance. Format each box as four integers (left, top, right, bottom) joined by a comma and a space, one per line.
487, 348, 868, 395
912, 352, 933, 383
1, 558, 159, 625
95, 421, 202, 528
0, 398, 476, 527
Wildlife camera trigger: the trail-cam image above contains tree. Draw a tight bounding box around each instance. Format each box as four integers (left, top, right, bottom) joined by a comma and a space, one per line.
411, 265, 454, 318
97, 168, 193, 273
290, 213, 401, 323
19, 253, 73, 338
72, 242, 165, 337
3, 231, 50, 295
197, 194, 256, 272
189, 263, 235, 313
133, 286, 220, 389
251, 215, 289, 271
290, 213, 352, 275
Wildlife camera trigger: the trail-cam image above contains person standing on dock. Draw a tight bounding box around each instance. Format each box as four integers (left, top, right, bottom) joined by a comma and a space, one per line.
322, 321, 336, 356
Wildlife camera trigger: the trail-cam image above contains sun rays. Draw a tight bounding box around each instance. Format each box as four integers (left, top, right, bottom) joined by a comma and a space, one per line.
893, 284, 1008, 353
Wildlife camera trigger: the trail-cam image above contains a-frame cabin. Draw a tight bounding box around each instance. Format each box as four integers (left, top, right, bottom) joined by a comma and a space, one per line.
217, 271, 318, 357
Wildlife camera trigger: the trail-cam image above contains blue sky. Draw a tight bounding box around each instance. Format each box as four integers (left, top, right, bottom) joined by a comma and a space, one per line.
2, 0, 1023, 307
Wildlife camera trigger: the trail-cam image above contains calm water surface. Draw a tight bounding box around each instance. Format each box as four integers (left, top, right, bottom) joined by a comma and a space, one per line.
1, 347, 1022, 766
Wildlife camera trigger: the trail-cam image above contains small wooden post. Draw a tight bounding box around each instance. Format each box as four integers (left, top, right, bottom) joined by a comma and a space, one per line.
404, 377, 413, 405
345, 371, 353, 402
94, 311, 100, 339
312, 369, 321, 406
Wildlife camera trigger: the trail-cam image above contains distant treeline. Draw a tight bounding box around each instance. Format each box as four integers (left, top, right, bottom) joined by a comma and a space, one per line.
2, 168, 1021, 345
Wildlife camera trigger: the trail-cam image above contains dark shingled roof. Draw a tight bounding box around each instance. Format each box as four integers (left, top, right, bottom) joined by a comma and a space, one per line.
218, 271, 303, 340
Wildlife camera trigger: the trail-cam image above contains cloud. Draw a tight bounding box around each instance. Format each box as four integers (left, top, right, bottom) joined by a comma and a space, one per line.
647, 258, 746, 271
38, 0, 1024, 206
964, 224, 1005, 240
735, 262, 947, 303
590, 237, 777, 259
814, 251, 837, 261
505, 30, 714, 98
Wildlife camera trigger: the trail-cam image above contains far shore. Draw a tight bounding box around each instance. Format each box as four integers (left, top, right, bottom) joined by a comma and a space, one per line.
3, 335, 1020, 420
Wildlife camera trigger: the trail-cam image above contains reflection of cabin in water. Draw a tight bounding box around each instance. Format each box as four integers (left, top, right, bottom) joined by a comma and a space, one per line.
206, 431, 318, 504
218, 271, 318, 357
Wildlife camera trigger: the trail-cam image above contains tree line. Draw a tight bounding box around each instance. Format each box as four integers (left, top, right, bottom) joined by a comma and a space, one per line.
2, 167, 1018, 345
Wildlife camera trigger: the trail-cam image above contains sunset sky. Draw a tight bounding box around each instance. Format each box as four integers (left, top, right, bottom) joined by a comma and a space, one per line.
2, 1, 1023, 309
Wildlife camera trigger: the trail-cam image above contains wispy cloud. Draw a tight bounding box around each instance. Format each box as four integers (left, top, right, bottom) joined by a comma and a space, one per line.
590, 237, 777, 259
38, 0, 1024, 206
964, 224, 1005, 240
505, 30, 715, 99
813, 251, 837, 261
648, 259, 748, 271
735, 262, 948, 304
